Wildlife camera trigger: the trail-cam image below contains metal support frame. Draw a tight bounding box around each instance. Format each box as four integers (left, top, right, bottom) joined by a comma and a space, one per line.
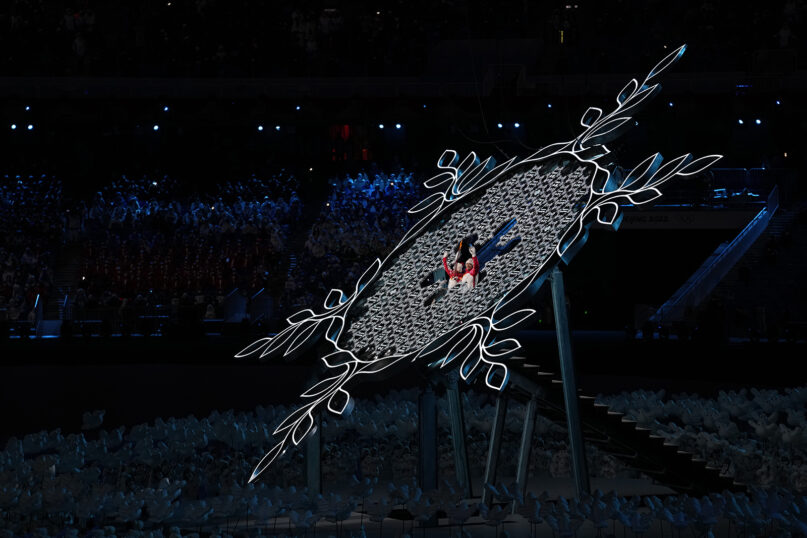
550, 266, 591, 498
418, 385, 438, 491
446, 371, 472, 498
482, 395, 508, 505
305, 412, 322, 494
515, 394, 538, 505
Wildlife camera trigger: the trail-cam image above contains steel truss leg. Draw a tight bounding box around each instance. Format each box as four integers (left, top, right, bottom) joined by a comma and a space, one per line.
515, 394, 538, 510
305, 413, 322, 494
551, 266, 591, 499
482, 395, 508, 505
447, 371, 473, 498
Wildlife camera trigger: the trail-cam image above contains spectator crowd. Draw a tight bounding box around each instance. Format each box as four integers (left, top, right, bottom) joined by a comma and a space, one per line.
285, 170, 422, 313
0, 175, 59, 324
0, 168, 422, 332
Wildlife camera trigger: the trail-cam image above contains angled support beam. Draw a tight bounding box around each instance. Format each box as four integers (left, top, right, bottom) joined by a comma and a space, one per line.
551, 266, 590, 499
305, 412, 322, 494
482, 395, 508, 505
446, 371, 472, 498
515, 394, 538, 507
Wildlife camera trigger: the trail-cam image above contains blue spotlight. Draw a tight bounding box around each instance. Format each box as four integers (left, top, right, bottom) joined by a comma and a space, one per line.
10, 124, 16, 130
497, 123, 503, 129
257, 125, 264, 131
395, 123, 401, 129
25, 106, 30, 111
422, 104, 427, 109
755, 118, 762, 125
775, 100, 781, 105
296, 105, 301, 110
275, 125, 280, 131
163, 106, 169, 112
378, 123, 384, 129
668, 101, 674, 107
738, 119, 744, 125
514, 122, 520, 128
547, 103, 552, 108
27, 124, 33, 131
153, 124, 159, 131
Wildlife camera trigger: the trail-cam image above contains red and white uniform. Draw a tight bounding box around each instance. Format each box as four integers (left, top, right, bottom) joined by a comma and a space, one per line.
461, 256, 480, 288
443, 256, 464, 282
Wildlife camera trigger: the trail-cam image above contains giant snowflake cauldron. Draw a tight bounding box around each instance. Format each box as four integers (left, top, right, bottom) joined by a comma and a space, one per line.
236, 45, 722, 483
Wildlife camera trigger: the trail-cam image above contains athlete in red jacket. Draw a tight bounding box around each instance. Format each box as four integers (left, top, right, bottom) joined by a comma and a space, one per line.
461, 245, 480, 288
443, 250, 465, 288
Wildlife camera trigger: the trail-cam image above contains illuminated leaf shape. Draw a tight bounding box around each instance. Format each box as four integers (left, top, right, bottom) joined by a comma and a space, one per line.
436, 325, 483, 368
301, 374, 344, 399
259, 327, 299, 358
437, 149, 459, 169
408, 192, 444, 215
291, 412, 314, 445
248, 442, 285, 483
617, 83, 660, 116
493, 308, 536, 332
234, 337, 272, 359
423, 171, 454, 189
575, 145, 610, 163
595, 202, 620, 225
274, 404, 315, 435
645, 44, 686, 84
485, 363, 510, 391
325, 316, 344, 344
676, 154, 722, 177
529, 142, 570, 160
580, 107, 603, 128
283, 320, 321, 357
591, 168, 617, 193
456, 152, 480, 178
484, 338, 522, 359
356, 354, 406, 375
647, 154, 693, 187
327, 388, 354, 415
617, 78, 638, 105
584, 116, 632, 146
455, 156, 497, 195
621, 153, 663, 190
321, 350, 355, 369
556, 217, 586, 258
324, 288, 346, 309
287, 309, 316, 325
354, 258, 382, 294
460, 352, 483, 381
627, 188, 663, 205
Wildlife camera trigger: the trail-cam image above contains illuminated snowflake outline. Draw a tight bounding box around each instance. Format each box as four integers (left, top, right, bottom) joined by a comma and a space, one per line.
236, 44, 722, 483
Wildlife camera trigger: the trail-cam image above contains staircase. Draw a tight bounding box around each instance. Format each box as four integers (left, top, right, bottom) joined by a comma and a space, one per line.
504, 357, 743, 495
709, 202, 807, 335
712, 206, 800, 299
651, 187, 780, 325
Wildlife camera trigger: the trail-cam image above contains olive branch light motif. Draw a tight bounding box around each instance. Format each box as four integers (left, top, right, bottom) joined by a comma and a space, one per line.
236, 44, 722, 483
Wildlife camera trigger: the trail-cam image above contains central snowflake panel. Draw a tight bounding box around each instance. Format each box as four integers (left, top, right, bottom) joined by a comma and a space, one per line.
344, 160, 593, 358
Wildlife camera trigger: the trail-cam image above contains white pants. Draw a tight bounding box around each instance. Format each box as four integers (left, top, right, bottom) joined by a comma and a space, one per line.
461, 273, 475, 289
